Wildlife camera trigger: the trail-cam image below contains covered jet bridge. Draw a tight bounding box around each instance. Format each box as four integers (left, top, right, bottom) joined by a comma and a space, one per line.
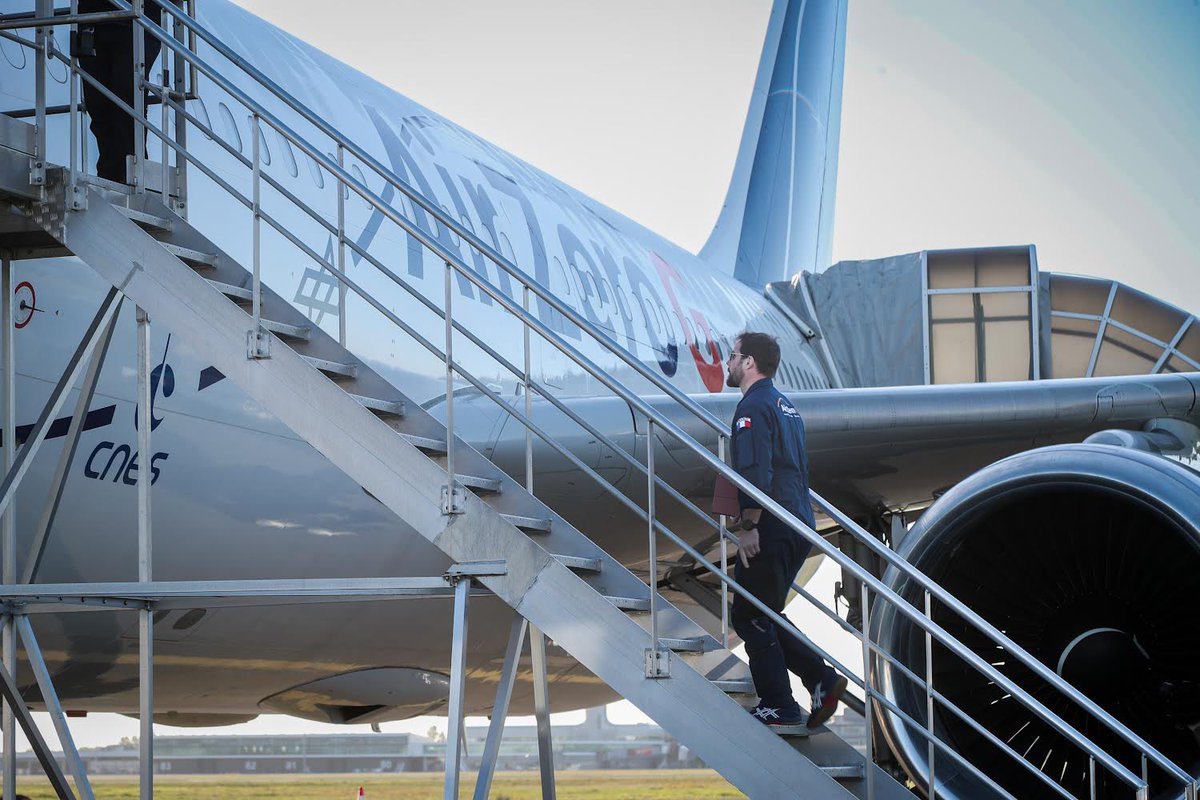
769, 245, 1199, 388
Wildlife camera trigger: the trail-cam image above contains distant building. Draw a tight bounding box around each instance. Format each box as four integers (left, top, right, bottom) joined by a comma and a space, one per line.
17, 706, 865, 774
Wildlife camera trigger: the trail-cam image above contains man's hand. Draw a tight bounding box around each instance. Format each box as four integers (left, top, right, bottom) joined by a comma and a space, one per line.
738, 527, 761, 568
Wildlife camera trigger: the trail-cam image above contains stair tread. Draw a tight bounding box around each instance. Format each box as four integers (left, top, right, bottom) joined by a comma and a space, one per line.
206, 279, 252, 302
659, 637, 707, 652
399, 433, 447, 453
712, 678, 756, 694
550, 554, 602, 573
260, 318, 310, 340
161, 241, 218, 266
301, 356, 357, 379
605, 595, 651, 612
819, 764, 864, 778
455, 474, 502, 494
499, 514, 552, 533
115, 205, 173, 232
348, 394, 405, 416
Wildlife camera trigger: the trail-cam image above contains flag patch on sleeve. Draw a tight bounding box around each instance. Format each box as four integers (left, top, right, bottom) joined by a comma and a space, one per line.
736, 416, 752, 430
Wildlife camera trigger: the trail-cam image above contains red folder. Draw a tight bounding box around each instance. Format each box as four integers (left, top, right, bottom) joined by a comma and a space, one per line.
711, 474, 740, 517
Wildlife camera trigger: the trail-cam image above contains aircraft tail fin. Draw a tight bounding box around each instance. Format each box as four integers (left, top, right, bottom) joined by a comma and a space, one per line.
699, 0, 848, 286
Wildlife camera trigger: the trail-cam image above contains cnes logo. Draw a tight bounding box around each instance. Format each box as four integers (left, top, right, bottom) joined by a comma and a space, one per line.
85, 336, 173, 486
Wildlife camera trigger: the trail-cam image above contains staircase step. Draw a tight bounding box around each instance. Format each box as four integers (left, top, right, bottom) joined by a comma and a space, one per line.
712, 678, 756, 694
605, 595, 650, 613
499, 514, 552, 533
161, 242, 218, 267
260, 319, 311, 340
348, 394, 405, 417
206, 280, 253, 303
115, 205, 173, 232
551, 554, 602, 573
399, 433, 447, 454
769, 724, 813, 738
821, 764, 864, 779
301, 356, 357, 379
455, 474, 502, 494
659, 637, 707, 652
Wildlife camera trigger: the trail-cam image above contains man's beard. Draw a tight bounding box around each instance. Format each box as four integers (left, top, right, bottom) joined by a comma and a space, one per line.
725, 369, 739, 388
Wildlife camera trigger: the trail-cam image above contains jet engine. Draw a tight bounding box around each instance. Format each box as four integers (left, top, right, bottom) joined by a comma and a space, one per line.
871, 443, 1200, 799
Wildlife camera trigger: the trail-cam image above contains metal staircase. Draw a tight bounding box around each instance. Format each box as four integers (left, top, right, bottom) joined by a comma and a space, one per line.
0, 2, 1197, 799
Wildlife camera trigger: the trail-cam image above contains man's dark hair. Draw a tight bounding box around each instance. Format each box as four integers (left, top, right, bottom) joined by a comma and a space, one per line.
737, 331, 780, 378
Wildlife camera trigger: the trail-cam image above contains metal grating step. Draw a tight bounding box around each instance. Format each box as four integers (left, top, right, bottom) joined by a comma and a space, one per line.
399, 433, 447, 454
551, 554, 602, 573
712, 678, 756, 694
301, 356, 357, 379
260, 319, 311, 341
605, 595, 650, 612
162, 241, 218, 267
821, 764, 865, 779
659, 637, 706, 652
499, 514, 552, 533
206, 279, 252, 302
115, 205, 172, 232
348, 394, 405, 417
455, 474, 502, 494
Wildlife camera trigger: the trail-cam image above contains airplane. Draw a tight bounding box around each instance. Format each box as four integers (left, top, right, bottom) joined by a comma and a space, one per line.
0, 0, 1197, 796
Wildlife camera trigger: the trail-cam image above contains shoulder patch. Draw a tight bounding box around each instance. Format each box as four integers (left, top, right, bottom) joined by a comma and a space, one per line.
777, 398, 801, 418
736, 416, 752, 430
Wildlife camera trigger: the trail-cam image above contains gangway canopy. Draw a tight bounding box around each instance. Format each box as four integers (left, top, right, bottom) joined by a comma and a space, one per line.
802, 245, 1196, 387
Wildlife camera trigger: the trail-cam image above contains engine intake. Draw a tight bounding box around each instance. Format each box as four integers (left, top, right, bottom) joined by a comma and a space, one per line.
872, 444, 1200, 799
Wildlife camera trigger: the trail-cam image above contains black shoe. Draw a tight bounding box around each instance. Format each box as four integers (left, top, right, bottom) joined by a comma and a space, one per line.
750, 704, 805, 727
807, 674, 848, 728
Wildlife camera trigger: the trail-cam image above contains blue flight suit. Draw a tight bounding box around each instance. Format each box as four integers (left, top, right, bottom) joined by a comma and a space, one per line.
729, 378, 832, 714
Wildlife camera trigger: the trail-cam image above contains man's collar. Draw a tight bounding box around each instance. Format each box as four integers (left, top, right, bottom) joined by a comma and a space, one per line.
743, 377, 773, 396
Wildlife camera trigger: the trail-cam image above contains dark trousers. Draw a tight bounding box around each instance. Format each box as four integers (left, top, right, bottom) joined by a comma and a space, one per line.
731, 528, 830, 711
77, 17, 162, 182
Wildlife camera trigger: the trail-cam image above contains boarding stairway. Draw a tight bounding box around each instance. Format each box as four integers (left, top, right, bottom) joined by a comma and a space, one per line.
1, 2, 1197, 798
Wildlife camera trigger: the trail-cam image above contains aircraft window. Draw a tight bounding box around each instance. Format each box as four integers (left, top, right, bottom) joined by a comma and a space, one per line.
552, 257, 571, 296
1, 36, 26, 69
247, 116, 271, 165
568, 264, 587, 298
273, 129, 298, 178
682, 315, 697, 344
616, 287, 632, 321
498, 232, 515, 262
190, 98, 214, 141
217, 102, 242, 153
599, 278, 614, 307
642, 298, 659, 333
305, 152, 325, 188
441, 205, 461, 247
350, 163, 369, 208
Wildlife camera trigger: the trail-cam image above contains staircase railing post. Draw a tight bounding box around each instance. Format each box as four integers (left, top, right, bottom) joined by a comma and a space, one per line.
925, 589, 935, 800
718, 434, 729, 650
442, 261, 459, 514
336, 144, 347, 347
67, 0, 82, 207
136, 306, 154, 800
248, 113, 267, 359
644, 420, 667, 678
523, 286, 532, 494
131, 0, 145, 191
32, 0, 50, 189
1, 255, 15, 800
861, 587, 875, 799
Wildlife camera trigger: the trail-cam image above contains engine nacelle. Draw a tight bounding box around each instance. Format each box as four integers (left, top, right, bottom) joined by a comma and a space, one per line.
871, 444, 1200, 799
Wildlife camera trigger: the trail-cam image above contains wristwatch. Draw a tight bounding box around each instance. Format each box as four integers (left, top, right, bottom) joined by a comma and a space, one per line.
736, 518, 758, 532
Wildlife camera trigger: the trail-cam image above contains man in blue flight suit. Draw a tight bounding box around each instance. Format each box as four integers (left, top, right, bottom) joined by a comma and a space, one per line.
726, 331, 847, 729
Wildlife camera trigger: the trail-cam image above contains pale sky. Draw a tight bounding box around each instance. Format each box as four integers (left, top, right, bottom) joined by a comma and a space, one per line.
14, 0, 1200, 753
